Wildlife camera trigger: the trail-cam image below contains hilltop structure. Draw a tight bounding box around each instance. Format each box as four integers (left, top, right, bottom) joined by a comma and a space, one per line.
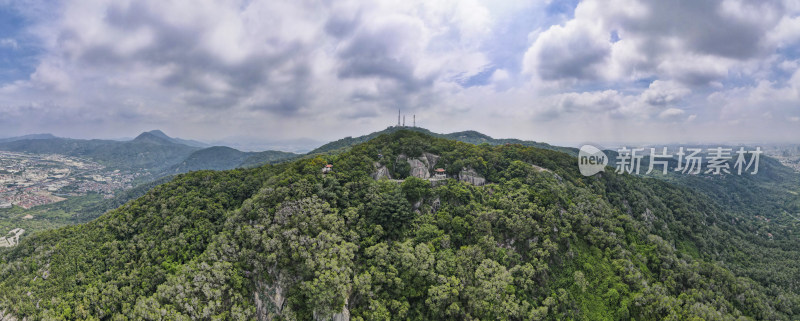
395, 109, 416, 128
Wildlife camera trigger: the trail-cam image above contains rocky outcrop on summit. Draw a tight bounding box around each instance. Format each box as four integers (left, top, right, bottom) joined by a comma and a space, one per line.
407, 158, 429, 179
458, 168, 486, 186
375, 153, 485, 186
398, 153, 441, 179
372, 162, 392, 180
421, 152, 440, 169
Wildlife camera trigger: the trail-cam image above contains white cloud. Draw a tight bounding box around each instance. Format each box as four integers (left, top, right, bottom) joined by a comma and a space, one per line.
0, 0, 798, 144
522, 0, 786, 86
0, 38, 18, 49
641, 80, 691, 106
659, 108, 686, 120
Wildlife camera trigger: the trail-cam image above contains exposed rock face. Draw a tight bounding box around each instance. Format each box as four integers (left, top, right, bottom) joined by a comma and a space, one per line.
389, 153, 487, 187
458, 168, 486, 186
407, 158, 430, 178
331, 308, 350, 321
372, 162, 392, 180
432, 197, 441, 212
0, 310, 17, 321
408, 153, 442, 179
394, 153, 442, 179
255, 277, 292, 321
422, 152, 440, 169
313, 299, 350, 321
531, 164, 550, 172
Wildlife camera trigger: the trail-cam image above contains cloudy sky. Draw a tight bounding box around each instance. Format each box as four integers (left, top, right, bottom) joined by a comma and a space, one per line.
0, 0, 798, 146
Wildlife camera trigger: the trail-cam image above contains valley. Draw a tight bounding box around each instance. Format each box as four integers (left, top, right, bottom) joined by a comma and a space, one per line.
0, 150, 140, 207
0, 130, 300, 237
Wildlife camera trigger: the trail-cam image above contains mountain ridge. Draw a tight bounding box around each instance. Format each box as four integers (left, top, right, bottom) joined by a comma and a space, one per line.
0, 133, 57, 143
0, 131, 296, 174
0, 129, 796, 320
144, 129, 210, 147
309, 126, 576, 156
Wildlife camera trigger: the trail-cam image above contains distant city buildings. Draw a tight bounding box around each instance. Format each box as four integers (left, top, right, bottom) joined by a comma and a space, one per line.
0, 151, 139, 209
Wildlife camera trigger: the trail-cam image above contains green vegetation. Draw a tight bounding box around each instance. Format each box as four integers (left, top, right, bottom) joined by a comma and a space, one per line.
165, 146, 297, 174
0, 134, 199, 171
309, 126, 573, 156
0, 130, 797, 320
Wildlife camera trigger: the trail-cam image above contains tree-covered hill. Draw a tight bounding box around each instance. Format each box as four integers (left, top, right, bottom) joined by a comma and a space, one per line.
142, 130, 209, 148
0, 130, 797, 320
164, 146, 298, 174
309, 126, 574, 156
0, 133, 200, 172
0, 133, 57, 143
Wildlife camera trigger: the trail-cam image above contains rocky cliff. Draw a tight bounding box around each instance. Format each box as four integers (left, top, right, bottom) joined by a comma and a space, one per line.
458, 168, 486, 186
371, 162, 392, 180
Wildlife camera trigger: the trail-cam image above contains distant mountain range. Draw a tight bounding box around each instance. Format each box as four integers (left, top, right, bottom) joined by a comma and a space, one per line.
166, 146, 297, 173
206, 137, 324, 154
0, 127, 577, 176
142, 130, 210, 148
2, 129, 798, 320
0, 133, 57, 143
0, 130, 299, 175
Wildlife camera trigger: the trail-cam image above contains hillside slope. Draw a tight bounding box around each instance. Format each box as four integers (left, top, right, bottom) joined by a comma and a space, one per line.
0, 130, 796, 320
0, 134, 57, 143
0, 133, 200, 171
309, 126, 574, 156
166, 146, 298, 174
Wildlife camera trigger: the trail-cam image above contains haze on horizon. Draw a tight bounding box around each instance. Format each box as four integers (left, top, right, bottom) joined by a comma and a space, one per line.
1, 0, 799, 146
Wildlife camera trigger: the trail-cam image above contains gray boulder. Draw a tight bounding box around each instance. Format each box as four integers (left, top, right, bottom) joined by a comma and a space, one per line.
458, 168, 486, 186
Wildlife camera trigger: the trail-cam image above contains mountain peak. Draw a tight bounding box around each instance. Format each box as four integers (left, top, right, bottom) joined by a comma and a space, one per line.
145, 129, 171, 140
131, 130, 209, 148
132, 131, 176, 145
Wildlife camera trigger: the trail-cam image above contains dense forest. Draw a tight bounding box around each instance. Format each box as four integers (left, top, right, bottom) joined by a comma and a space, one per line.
0, 130, 797, 320
308, 126, 573, 156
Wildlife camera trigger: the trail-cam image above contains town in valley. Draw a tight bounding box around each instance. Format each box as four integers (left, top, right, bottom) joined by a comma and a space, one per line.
0, 151, 140, 210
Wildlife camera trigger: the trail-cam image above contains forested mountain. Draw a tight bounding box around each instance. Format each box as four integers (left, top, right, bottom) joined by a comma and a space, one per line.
166, 146, 297, 174
239, 150, 300, 168
0, 133, 199, 172
309, 126, 573, 156
1, 130, 796, 320
0, 134, 57, 143
143, 130, 210, 148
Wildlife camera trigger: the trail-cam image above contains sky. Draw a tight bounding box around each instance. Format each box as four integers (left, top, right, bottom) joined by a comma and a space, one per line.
0, 0, 799, 146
